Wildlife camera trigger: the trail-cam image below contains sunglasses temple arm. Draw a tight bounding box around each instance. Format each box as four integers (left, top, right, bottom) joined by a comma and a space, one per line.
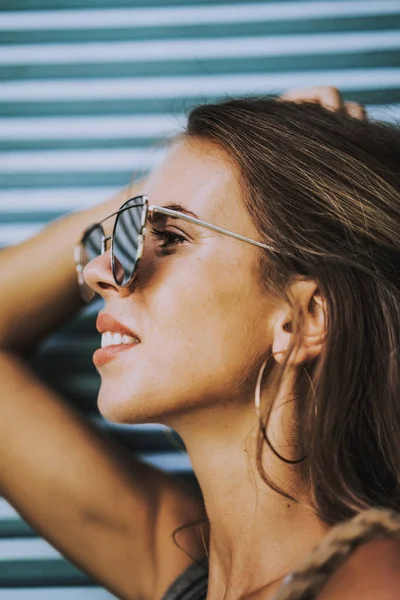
150, 206, 272, 251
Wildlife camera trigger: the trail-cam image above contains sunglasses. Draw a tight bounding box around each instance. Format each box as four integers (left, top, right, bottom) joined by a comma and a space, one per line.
74, 194, 272, 302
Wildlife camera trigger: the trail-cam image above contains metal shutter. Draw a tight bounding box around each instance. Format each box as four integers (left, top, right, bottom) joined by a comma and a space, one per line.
0, 1, 399, 597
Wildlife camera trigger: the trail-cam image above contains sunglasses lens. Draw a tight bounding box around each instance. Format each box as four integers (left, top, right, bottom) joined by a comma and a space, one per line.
113, 200, 145, 286
82, 224, 104, 268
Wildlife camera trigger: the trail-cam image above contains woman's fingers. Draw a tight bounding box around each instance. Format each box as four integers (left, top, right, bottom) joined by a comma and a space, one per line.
344, 101, 367, 121
280, 85, 367, 120
280, 85, 344, 111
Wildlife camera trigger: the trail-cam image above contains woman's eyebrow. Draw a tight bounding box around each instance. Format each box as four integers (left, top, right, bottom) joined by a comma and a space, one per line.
163, 203, 200, 220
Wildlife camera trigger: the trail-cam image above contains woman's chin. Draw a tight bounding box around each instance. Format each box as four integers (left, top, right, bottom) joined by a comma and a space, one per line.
95, 379, 207, 426
96, 387, 160, 425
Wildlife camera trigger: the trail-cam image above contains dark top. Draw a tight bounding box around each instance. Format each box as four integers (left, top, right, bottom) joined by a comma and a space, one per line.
161, 561, 209, 600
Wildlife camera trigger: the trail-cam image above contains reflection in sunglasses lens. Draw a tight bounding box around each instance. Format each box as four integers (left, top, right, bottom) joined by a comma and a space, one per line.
113, 202, 144, 285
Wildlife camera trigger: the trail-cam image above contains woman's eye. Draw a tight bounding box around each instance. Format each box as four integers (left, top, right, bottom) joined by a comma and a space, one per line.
151, 229, 186, 249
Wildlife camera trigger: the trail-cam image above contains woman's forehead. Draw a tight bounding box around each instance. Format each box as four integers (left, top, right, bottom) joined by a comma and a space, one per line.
145, 138, 247, 229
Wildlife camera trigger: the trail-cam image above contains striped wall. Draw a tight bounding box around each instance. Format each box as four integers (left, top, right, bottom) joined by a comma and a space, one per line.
0, 0, 400, 597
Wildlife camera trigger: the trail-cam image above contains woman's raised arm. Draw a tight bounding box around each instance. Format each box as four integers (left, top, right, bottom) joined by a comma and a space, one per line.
0, 180, 206, 600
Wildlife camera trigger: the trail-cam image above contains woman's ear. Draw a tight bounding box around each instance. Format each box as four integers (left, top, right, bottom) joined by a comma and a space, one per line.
272, 279, 326, 365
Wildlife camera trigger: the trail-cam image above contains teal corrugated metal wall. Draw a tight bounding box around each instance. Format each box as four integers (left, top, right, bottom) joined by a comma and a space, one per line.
0, 1, 399, 597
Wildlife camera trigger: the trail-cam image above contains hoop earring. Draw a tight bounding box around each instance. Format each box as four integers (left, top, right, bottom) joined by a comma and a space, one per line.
254, 357, 307, 465
254, 357, 268, 422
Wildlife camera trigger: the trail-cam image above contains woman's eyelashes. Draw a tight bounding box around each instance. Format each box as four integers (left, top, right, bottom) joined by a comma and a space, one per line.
150, 228, 187, 250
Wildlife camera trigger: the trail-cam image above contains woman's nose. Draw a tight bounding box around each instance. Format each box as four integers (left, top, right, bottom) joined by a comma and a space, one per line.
83, 249, 120, 298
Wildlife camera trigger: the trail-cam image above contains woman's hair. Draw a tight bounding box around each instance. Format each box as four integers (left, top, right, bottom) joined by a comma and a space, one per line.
185, 97, 400, 526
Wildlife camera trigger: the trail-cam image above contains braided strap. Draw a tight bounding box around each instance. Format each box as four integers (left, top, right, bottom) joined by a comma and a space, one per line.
274, 508, 400, 600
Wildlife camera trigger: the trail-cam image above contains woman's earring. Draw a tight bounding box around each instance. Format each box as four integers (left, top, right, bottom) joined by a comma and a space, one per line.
254, 356, 307, 465
254, 358, 269, 421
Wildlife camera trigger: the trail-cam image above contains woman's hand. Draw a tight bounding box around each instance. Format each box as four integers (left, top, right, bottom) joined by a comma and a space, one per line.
281, 85, 367, 120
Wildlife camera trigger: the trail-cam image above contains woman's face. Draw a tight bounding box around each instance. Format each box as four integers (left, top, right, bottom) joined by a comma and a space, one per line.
84, 138, 274, 425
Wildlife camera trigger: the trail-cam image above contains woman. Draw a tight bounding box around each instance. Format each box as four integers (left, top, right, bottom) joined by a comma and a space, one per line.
0, 87, 399, 600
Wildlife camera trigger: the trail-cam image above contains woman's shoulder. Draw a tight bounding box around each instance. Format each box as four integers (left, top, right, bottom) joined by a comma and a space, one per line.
318, 537, 400, 599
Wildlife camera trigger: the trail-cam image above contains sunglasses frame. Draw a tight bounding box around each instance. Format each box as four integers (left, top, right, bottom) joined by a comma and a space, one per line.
75, 194, 274, 302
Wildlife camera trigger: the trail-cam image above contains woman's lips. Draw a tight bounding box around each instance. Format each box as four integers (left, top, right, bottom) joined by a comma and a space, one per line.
93, 342, 140, 367
96, 313, 141, 341
94, 313, 141, 367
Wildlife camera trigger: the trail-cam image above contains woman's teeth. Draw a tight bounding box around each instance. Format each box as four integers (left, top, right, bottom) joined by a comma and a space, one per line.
101, 332, 139, 348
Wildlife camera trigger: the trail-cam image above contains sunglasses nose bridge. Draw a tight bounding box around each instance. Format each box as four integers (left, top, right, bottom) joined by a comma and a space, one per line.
101, 235, 112, 254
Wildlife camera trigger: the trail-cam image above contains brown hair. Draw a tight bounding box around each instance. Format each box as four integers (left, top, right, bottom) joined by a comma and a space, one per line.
185, 97, 400, 526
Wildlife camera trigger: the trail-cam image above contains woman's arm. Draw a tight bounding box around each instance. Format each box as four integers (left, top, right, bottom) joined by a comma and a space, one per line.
0, 180, 206, 600
0, 351, 204, 600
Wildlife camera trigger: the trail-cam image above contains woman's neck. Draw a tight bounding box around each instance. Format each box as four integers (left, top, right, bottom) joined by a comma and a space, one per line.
170, 386, 329, 600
